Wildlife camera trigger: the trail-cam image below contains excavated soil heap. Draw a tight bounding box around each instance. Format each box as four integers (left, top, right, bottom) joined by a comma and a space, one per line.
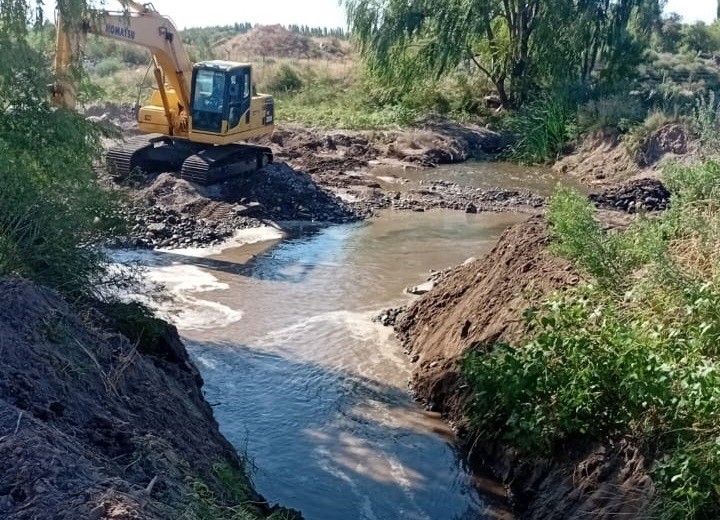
0, 277, 297, 520
396, 217, 655, 519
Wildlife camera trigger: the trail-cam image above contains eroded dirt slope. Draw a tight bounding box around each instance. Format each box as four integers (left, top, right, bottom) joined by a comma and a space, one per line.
0, 277, 297, 520
396, 216, 655, 519
396, 216, 577, 424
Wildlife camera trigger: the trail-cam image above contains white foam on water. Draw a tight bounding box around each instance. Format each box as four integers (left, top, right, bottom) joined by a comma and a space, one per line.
254, 310, 400, 367
158, 226, 284, 258
108, 249, 247, 331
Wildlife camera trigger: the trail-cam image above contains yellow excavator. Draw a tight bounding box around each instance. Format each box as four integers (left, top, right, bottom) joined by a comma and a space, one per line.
53, 1, 275, 185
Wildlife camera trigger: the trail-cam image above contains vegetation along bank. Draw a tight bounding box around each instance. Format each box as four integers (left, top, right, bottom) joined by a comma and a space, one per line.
6, 0, 720, 518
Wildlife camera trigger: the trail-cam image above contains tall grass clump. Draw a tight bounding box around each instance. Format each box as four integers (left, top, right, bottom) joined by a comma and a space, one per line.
693, 90, 720, 155
462, 161, 720, 519
506, 96, 578, 164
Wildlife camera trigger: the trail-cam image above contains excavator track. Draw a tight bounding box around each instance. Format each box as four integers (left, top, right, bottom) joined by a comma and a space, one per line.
105, 134, 160, 179
107, 135, 272, 185
180, 144, 273, 185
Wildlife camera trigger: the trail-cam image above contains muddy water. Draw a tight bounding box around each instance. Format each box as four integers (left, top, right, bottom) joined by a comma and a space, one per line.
132, 163, 566, 520
371, 160, 584, 196
180, 212, 526, 520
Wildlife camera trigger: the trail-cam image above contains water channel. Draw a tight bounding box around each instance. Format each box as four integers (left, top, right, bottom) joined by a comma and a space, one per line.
127, 162, 574, 519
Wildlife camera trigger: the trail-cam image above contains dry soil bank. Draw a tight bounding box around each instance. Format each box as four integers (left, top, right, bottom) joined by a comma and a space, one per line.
0, 277, 299, 520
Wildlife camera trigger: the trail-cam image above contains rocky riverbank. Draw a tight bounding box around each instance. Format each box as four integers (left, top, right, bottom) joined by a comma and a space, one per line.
0, 277, 300, 520
93, 105, 544, 250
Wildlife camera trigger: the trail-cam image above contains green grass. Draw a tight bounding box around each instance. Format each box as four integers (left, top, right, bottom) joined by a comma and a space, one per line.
189, 462, 298, 520
462, 160, 720, 519
505, 96, 578, 164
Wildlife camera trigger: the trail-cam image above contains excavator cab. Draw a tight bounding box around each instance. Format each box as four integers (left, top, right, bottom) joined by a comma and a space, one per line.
189, 61, 273, 138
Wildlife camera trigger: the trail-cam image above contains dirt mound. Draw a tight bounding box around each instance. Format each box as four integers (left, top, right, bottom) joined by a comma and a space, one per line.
0, 277, 297, 519
636, 123, 692, 167
590, 178, 670, 213
555, 124, 693, 187
554, 132, 639, 186
222, 25, 347, 60
396, 216, 577, 422
395, 217, 653, 518
116, 162, 362, 249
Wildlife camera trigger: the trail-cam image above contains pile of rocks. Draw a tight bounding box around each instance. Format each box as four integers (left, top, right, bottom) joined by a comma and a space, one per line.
590, 178, 670, 213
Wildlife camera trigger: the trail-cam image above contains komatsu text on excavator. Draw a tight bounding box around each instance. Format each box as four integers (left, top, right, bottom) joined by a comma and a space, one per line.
53, 1, 275, 185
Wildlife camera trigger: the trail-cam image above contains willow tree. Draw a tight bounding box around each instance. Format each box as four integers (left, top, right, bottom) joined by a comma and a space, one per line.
0, 0, 121, 298
345, 0, 662, 107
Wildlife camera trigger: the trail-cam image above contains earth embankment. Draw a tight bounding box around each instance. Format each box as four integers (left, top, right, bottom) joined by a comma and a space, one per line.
396, 214, 655, 518
0, 277, 299, 520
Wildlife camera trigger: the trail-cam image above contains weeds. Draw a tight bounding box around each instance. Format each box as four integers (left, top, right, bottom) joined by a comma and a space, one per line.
188, 462, 298, 520
506, 96, 578, 164
462, 160, 720, 519
693, 91, 720, 155
100, 300, 168, 356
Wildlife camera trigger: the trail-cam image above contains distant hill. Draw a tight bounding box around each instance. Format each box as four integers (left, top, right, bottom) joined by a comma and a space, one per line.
219, 25, 352, 61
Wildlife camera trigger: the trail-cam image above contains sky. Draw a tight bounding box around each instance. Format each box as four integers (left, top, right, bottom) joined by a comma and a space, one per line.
42, 0, 716, 30
664, 0, 716, 24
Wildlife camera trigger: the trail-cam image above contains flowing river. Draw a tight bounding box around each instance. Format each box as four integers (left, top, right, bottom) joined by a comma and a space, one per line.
124, 162, 575, 520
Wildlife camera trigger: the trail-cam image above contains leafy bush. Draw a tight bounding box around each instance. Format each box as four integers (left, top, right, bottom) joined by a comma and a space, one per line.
506, 96, 578, 164
547, 189, 627, 285
93, 57, 123, 77
267, 64, 303, 93
462, 160, 720, 519
0, 6, 120, 300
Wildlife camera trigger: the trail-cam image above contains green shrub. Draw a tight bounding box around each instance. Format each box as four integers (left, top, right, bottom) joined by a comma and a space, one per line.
93, 57, 123, 77
462, 160, 720, 519
267, 64, 303, 93
0, 12, 121, 300
506, 96, 578, 164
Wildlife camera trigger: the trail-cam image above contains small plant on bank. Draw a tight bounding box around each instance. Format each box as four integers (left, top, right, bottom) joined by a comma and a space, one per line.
189, 462, 299, 520
506, 96, 578, 164
462, 161, 720, 519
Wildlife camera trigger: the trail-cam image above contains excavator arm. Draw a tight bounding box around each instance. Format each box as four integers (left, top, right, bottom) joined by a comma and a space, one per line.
53, 1, 192, 134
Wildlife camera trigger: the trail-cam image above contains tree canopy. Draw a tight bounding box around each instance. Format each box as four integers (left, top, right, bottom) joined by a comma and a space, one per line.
345, 0, 663, 107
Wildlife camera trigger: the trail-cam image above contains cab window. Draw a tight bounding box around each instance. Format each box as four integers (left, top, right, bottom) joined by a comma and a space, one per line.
228, 67, 251, 129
